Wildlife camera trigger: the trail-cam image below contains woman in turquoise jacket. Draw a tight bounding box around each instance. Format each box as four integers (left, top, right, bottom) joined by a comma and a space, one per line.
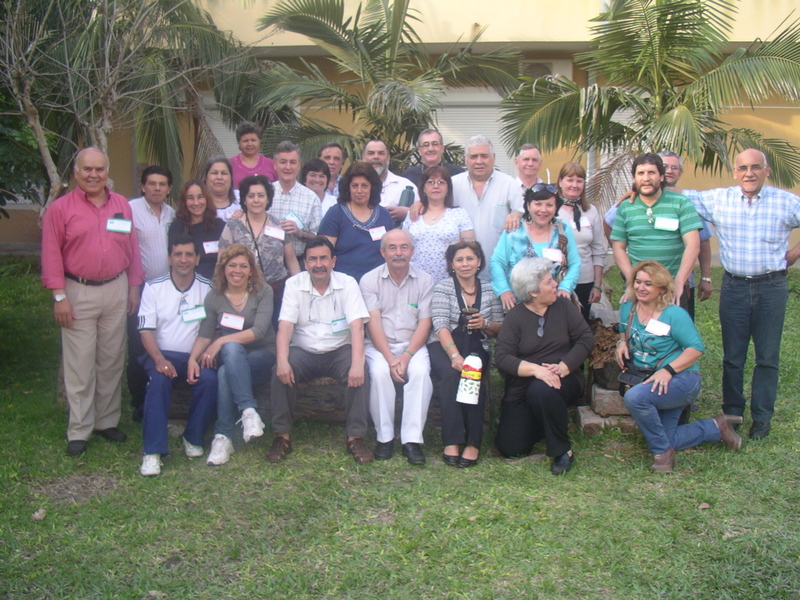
490, 184, 580, 311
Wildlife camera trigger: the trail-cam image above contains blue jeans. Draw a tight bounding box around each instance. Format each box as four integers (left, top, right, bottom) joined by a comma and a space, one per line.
140, 351, 217, 455
624, 371, 719, 455
720, 272, 787, 422
214, 342, 276, 438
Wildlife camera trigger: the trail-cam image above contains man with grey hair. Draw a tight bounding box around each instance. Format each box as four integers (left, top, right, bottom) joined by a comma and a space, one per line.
362, 140, 419, 223
359, 229, 434, 464
269, 140, 323, 260
401, 128, 464, 186
514, 143, 545, 195
680, 148, 800, 440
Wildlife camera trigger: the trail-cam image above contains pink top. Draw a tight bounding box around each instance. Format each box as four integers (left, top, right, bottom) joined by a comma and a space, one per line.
41, 187, 145, 289
230, 154, 278, 188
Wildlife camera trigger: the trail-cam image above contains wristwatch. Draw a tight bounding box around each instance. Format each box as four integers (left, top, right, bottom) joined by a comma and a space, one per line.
700, 277, 712, 283
54, 293, 67, 303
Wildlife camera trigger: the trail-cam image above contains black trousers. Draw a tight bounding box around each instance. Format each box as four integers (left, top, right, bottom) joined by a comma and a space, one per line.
126, 314, 147, 409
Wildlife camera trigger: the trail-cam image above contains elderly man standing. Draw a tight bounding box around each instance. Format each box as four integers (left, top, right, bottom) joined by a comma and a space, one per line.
401, 128, 464, 187
268, 236, 374, 464
41, 147, 144, 456
269, 141, 323, 261
681, 149, 800, 440
514, 143, 545, 197
360, 229, 434, 464
362, 140, 419, 223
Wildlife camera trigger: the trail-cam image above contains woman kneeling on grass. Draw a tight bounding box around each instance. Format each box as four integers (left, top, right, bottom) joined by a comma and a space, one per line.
616, 260, 742, 473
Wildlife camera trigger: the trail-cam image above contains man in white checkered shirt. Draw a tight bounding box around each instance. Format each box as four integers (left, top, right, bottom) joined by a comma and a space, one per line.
681, 148, 800, 440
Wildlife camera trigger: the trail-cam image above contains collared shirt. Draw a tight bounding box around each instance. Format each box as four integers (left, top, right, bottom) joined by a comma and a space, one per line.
683, 184, 800, 276
138, 273, 212, 354
41, 186, 145, 289
452, 170, 524, 278
359, 263, 434, 344
229, 154, 278, 188
380, 171, 420, 208
129, 196, 175, 280
269, 181, 323, 257
515, 175, 544, 201
401, 162, 464, 187
280, 270, 370, 354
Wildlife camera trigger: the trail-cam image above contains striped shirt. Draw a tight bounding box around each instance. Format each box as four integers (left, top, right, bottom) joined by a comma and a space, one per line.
429, 278, 504, 351
683, 185, 800, 276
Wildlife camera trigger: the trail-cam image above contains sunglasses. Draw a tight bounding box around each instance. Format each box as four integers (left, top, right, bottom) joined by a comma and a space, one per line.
527, 184, 558, 201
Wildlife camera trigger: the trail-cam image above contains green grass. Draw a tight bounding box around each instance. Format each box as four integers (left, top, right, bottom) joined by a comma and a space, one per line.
2, 261, 800, 599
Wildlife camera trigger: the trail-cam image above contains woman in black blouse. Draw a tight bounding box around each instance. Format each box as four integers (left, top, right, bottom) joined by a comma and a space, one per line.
168, 179, 225, 279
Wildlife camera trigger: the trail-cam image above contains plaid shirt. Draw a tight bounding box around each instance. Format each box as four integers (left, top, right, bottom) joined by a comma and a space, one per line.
684, 185, 800, 276
269, 181, 322, 257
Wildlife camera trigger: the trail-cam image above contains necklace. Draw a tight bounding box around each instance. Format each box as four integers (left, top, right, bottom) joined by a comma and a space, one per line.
225, 290, 249, 309
637, 304, 655, 323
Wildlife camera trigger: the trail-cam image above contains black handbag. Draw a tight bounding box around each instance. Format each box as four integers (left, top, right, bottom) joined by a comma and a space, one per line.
617, 305, 663, 393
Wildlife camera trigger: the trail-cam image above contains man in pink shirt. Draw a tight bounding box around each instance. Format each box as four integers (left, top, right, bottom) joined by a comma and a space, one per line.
41, 147, 145, 456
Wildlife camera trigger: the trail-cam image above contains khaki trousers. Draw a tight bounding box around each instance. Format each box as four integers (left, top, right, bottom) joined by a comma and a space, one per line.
63, 274, 128, 441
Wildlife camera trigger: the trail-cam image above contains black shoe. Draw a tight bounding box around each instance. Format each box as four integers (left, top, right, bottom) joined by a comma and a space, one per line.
67, 440, 87, 456
94, 427, 127, 443
749, 421, 771, 440
401, 442, 426, 465
442, 453, 460, 466
457, 456, 478, 468
550, 451, 574, 476
374, 440, 394, 460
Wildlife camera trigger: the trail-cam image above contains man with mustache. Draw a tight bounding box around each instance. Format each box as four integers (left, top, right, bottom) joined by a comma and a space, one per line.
359, 229, 434, 464
362, 140, 419, 224
268, 236, 374, 463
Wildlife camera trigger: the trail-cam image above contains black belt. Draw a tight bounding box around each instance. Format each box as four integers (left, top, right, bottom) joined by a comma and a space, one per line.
725, 270, 787, 282
65, 272, 123, 286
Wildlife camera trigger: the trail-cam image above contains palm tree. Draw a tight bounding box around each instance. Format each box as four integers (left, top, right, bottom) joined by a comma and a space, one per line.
250, 0, 519, 167
500, 0, 800, 203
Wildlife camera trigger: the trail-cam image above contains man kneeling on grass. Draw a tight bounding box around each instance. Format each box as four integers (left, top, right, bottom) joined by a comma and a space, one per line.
138, 235, 217, 476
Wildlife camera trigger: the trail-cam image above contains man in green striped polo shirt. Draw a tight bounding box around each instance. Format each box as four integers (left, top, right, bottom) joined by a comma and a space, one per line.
610, 153, 701, 307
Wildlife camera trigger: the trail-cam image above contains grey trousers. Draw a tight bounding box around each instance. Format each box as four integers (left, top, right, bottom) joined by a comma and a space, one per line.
270, 344, 370, 438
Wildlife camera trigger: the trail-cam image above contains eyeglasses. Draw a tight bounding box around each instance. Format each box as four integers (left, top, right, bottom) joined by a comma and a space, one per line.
646, 207, 654, 225
419, 141, 442, 149
735, 164, 765, 173
537, 315, 545, 337
424, 179, 447, 187
664, 165, 682, 172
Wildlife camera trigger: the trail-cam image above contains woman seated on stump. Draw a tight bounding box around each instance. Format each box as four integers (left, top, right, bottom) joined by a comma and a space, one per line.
616, 260, 742, 473
494, 257, 594, 475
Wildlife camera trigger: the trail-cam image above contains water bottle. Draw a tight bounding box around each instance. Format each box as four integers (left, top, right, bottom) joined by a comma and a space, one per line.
456, 353, 483, 405
398, 186, 415, 207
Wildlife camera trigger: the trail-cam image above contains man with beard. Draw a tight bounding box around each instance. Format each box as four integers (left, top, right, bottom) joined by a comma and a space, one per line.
267, 236, 374, 464
360, 229, 434, 464
362, 140, 418, 224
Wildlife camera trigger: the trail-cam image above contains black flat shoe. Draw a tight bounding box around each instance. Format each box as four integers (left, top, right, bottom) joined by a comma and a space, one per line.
67, 440, 87, 456
442, 453, 460, 466
550, 451, 574, 475
374, 440, 394, 460
749, 420, 771, 440
457, 456, 478, 468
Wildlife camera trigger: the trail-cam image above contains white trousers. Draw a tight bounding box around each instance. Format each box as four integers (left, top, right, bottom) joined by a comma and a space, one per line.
365, 342, 433, 444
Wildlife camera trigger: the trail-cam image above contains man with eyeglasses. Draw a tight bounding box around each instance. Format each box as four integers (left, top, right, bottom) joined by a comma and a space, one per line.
610, 152, 702, 311
679, 148, 800, 440
401, 129, 464, 186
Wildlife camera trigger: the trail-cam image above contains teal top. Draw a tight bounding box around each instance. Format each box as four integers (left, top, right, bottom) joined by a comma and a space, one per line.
619, 301, 704, 371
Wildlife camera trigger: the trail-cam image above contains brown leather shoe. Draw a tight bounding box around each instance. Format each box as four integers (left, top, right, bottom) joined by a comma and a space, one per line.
651, 447, 676, 473
713, 414, 743, 450
266, 436, 292, 462
346, 438, 374, 464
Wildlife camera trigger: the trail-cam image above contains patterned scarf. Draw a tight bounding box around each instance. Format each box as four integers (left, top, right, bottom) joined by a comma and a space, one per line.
561, 197, 582, 231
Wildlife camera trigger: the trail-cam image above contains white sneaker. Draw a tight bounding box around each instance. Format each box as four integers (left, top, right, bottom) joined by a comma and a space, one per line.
183, 437, 204, 458
207, 434, 234, 466
140, 454, 162, 476
238, 407, 265, 443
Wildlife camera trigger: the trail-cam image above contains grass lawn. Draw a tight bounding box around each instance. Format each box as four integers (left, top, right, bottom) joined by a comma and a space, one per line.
1, 258, 800, 599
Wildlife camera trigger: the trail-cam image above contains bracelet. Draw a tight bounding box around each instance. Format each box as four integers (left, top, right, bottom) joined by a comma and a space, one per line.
616, 339, 626, 346
663, 364, 677, 376
443, 342, 455, 352
404, 349, 415, 357
592, 285, 602, 291
449, 352, 460, 360
701, 277, 712, 283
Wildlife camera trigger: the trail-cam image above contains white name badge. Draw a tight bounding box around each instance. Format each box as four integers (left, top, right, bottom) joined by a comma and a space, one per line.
645, 318, 671, 336
106, 218, 132, 233
580, 216, 592, 228
224, 208, 237, 221
284, 211, 304, 229
653, 217, 679, 231
264, 225, 286, 240
542, 247, 564, 263
181, 305, 207, 323
203, 241, 219, 254
220, 312, 245, 330
331, 317, 349, 334
369, 226, 387, 241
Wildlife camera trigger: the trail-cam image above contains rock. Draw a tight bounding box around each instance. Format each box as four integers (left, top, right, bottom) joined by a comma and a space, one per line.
578, 406, 637, 435
590, 384, 629, 416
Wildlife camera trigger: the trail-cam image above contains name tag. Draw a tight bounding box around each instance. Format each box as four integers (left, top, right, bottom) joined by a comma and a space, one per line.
331, 317, 349, 334
181, 305, 206, 323
224, 208, 237, 221
221, 312, 245, 330
580, 216, 591, 228
369, 226, 387, 241
106, 218, 132, 233
284, 211, 304, 229
203, 241, 219, 254
542, 247, 563, 263
654, 217, 679, 231
645, 318, 671, 336
264, 225, 286, 240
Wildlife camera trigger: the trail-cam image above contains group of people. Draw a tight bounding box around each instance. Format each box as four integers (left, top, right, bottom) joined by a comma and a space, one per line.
40, 122, 800, 477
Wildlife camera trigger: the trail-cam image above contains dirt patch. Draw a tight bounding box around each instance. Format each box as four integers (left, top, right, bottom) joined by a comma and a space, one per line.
33, 473, 119, 505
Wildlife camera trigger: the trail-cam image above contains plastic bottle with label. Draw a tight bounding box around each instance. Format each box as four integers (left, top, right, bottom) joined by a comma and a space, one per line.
456, 353, 483, 405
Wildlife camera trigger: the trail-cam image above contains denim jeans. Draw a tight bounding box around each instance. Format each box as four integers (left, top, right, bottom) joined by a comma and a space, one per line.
214, 343, 276, 439
624, 370, 719, 455
720, 272, 788, 422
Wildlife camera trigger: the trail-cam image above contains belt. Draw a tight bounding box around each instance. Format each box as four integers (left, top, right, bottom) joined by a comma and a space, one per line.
725, 270, 787, 282
65, 272, 123, 286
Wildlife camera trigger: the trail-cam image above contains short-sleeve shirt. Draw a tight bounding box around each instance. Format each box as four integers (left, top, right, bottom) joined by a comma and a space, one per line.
218, 214, 292, 283
359, 263, 434, 344
280, 270, 370, 354
402, 207, 473, 282
167, 218, 226, 280
610, 189, 702, 276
